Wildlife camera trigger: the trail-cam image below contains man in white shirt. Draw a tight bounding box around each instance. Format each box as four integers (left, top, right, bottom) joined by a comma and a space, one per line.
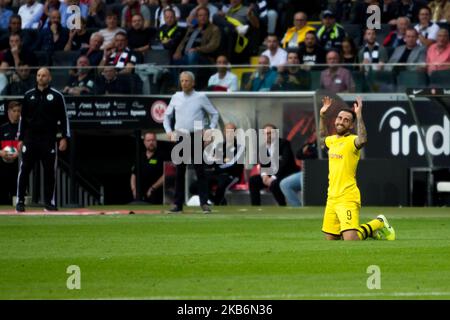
261, 34, 287, 67
18, 0, 44, 29
415, 6, 440, 47
163, 71, 219, 213
207, 55, 238, 91
99, 10, 126, 50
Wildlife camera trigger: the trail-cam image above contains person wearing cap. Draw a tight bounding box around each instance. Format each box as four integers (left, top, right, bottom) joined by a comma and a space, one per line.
316, 9, 346, 51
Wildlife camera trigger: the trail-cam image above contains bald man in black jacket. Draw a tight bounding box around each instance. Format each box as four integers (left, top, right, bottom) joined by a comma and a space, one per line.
16, 68, 70, 212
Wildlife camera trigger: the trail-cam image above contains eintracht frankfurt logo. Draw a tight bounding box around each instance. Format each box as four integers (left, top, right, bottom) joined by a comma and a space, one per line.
150, 100, 167, 123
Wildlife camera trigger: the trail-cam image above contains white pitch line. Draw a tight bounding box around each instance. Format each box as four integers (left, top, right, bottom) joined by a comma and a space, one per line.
94, 292, 450, 300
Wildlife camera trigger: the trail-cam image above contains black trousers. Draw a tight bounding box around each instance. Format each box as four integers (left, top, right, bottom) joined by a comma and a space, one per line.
213, 174, 238, 205
17, 140, 57, 206
249, 175, 286, 206
175, 163, 208, 207
189, 172, 239, 206
174, 132, 208, 208
0, 162, 18, 205
142, 188, 163, 205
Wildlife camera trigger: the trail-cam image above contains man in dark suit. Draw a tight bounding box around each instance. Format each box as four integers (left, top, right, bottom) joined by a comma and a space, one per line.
387, 27, 426, 74
249, 123, 297, 206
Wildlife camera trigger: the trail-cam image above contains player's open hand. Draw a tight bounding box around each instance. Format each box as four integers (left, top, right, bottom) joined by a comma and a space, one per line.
320, 96, 333, 117
353, 96, 363, 117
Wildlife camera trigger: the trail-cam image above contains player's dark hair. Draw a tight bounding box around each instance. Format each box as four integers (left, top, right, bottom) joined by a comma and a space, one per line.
142, 131, 157, 139
7, 100, 21, 110
305, 30, 316, 38
106, 10, 118, 18
286, 48, 299, 56
419, 6, 432, 15
339, 108, 356, 122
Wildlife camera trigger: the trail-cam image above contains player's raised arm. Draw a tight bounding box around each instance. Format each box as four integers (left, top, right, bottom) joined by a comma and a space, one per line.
319, 96, 332, 149
354, 96, 367, 149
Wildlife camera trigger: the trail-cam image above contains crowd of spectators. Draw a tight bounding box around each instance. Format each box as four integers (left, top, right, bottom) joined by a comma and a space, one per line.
0, 0, 449, 95
1, 0, 450, 207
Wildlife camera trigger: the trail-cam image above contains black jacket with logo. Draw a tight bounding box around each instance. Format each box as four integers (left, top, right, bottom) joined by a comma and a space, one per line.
18, 86, 70, 142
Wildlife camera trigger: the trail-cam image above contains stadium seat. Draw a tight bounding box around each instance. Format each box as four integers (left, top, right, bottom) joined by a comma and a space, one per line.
137, 50, 171, 94
50, 68, 70, 90
342, 24, 362, 46
376, 24, 393, 45
429, 70, 450, 88
229, 170, 249, 191
250, 56, 259, 65
118, 73, 143, 94
231, 67, 254, 90
24, 29, 39, 49
366, 70, 396, 92
396, 70, 429, 91
35, 51, 53, 67
309, 70, 322, 91
386, 46, 395, 58
86, 27, 100, 35
249, 164, 261, 177
239, 71, 253, 91
52, 51, 80, 66
143, 50, 170, 65
351, 71, 367, 92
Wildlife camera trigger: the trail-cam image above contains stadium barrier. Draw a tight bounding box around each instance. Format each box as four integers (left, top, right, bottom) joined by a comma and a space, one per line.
1, 70, 449, 206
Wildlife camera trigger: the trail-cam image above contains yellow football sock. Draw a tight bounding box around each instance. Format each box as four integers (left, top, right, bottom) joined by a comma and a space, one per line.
367, 218, 384, 232
357, 219, 384, 240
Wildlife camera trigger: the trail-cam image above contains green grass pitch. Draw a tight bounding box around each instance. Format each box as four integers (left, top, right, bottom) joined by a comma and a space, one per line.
1, 206, 450, 300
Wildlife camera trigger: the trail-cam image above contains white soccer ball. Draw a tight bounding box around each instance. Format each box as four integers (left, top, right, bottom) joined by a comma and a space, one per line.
2, 146, 17, 163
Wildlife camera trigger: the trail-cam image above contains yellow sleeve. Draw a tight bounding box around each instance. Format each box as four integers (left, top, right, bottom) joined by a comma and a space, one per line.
325, 136, 333, 149
351, 135, 359, 153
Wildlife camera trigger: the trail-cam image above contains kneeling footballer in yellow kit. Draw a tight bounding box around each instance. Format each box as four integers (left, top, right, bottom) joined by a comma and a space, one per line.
319, 96, 395, 241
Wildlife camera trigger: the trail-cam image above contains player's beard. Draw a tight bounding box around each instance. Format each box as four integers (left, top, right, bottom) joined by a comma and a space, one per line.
335, 124, 349, 136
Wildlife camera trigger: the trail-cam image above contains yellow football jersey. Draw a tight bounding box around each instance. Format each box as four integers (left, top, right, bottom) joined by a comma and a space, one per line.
325, 134, 361, 203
